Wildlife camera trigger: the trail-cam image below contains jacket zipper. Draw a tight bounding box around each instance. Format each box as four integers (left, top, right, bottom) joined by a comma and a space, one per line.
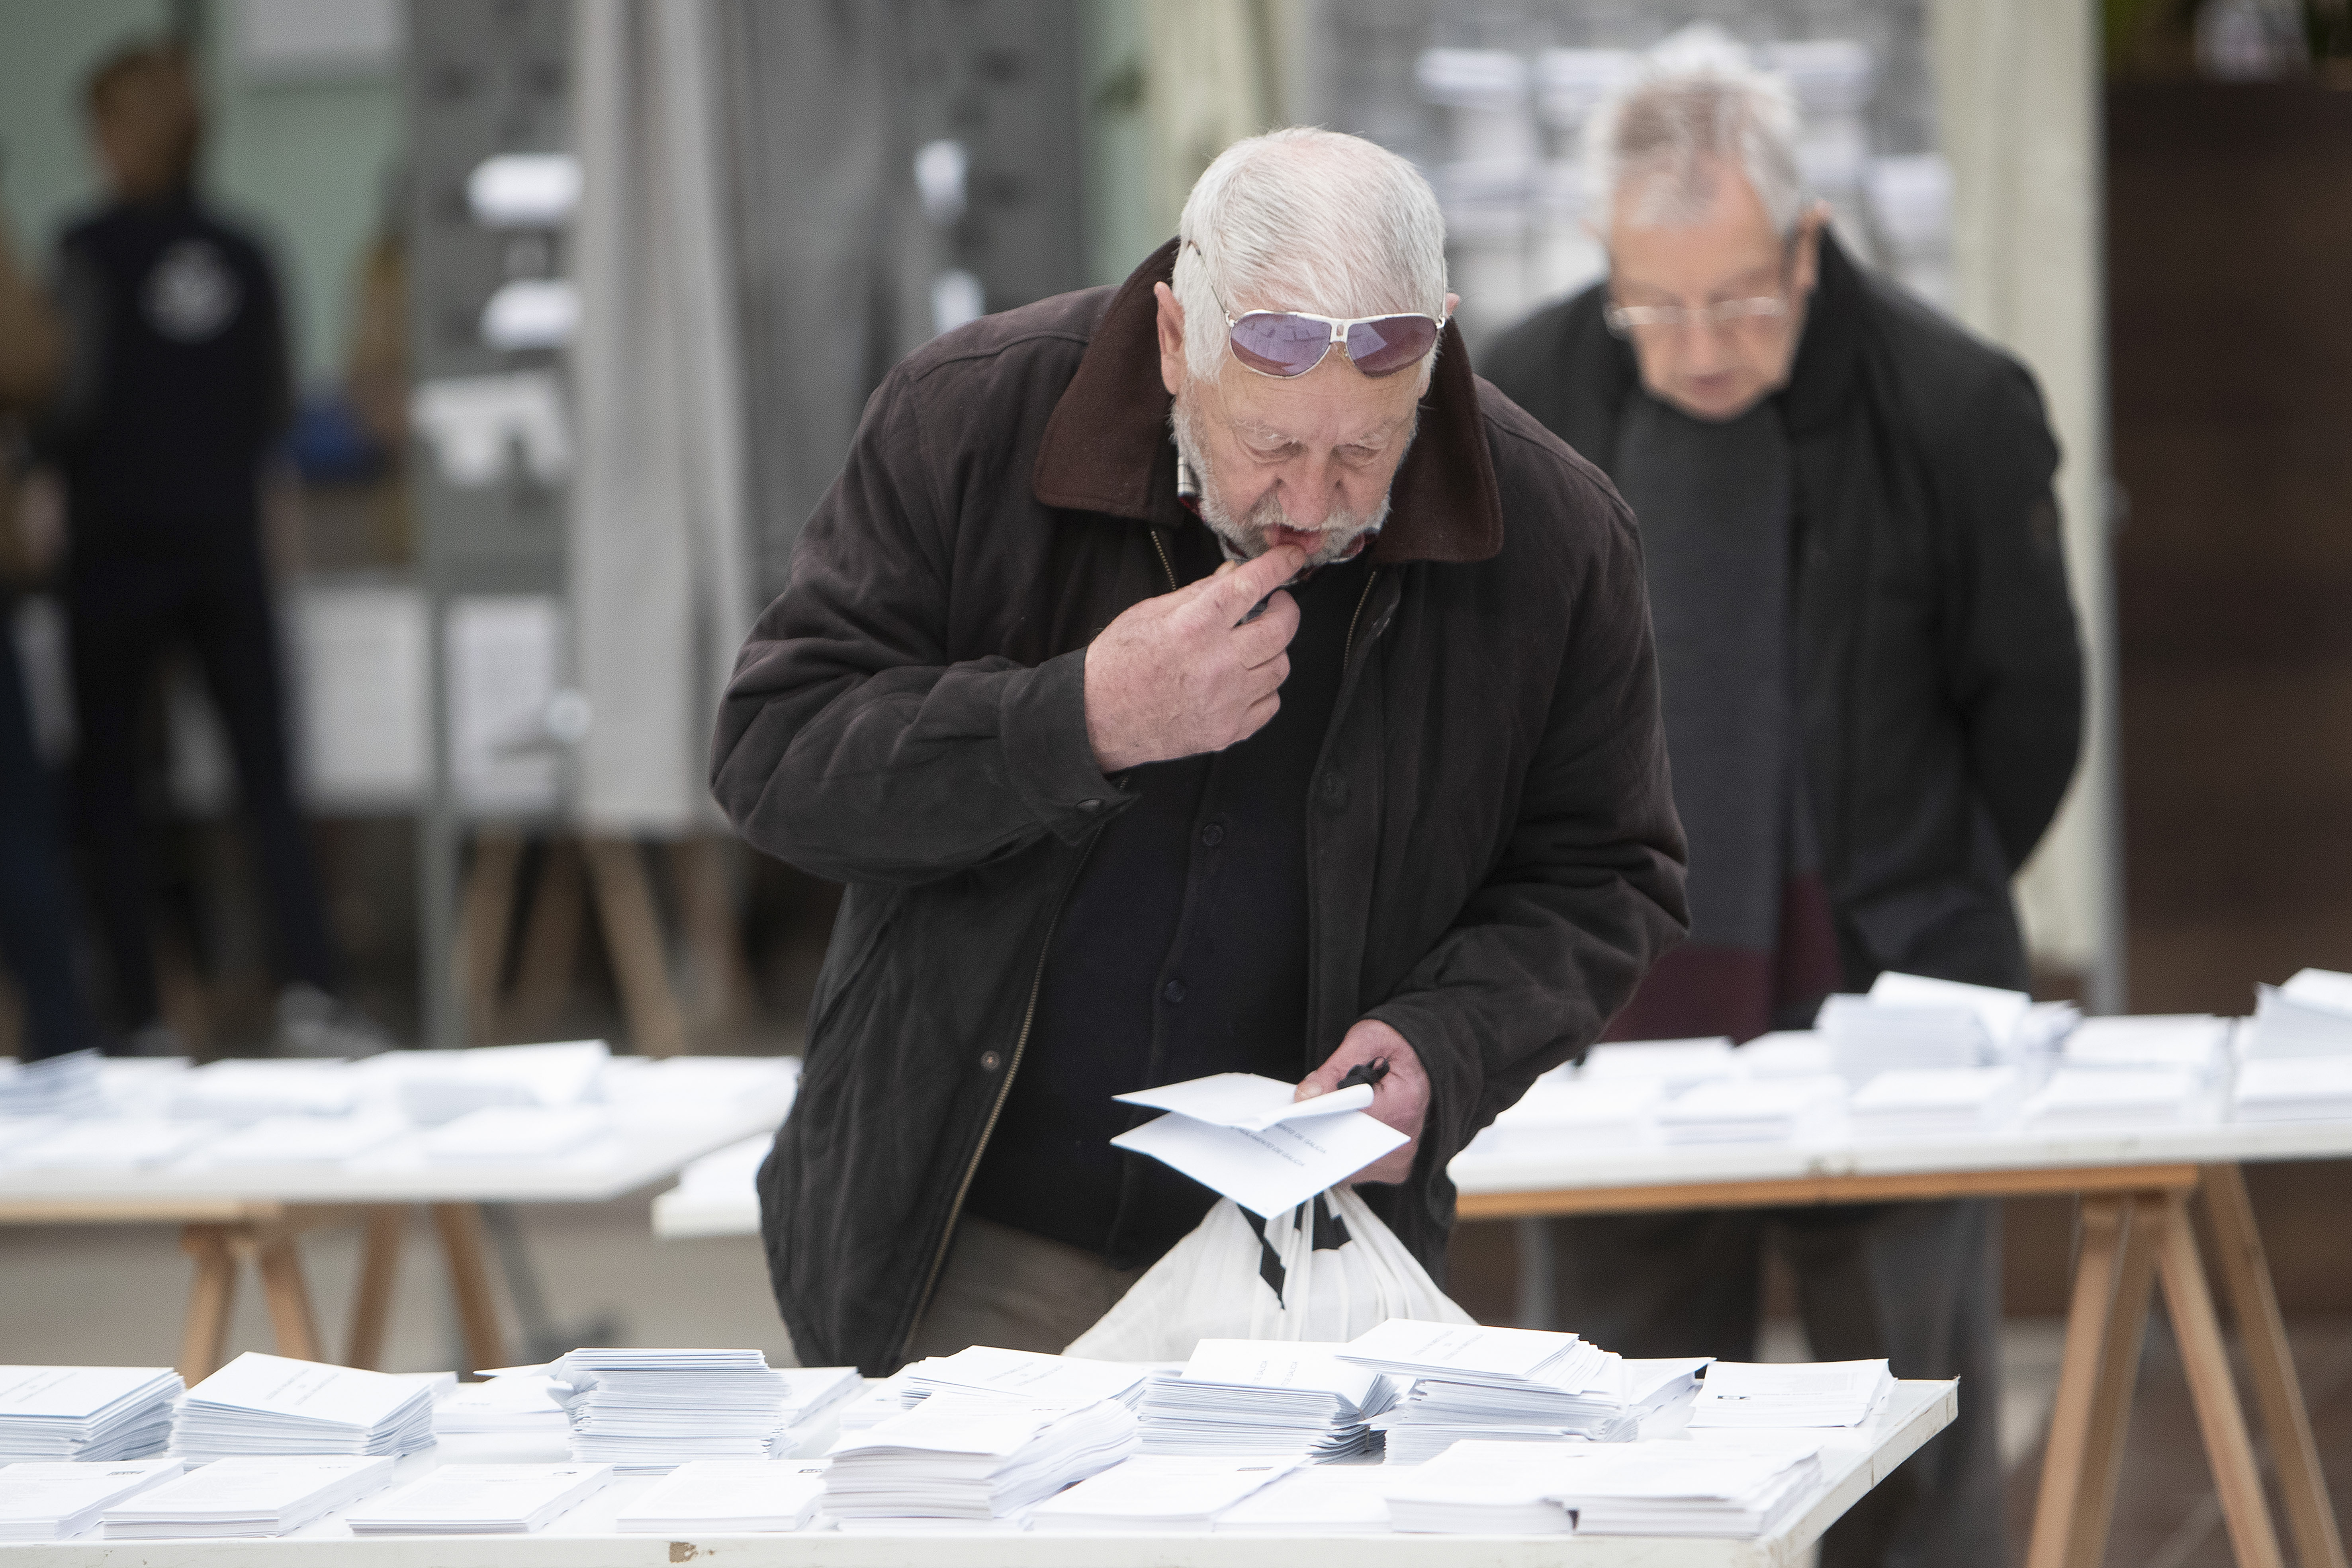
898, 528, 1182, 1363
1341, 568, 1379, 667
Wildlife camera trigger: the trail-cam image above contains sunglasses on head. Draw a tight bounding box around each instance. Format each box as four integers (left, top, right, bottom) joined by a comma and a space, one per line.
1187, 241, 1448, 379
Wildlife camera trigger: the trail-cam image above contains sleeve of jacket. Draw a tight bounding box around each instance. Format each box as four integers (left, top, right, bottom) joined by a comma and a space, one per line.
709, 367, 1127, 885
1934, 360, 2085, 870
1364, 483, 1690, 1175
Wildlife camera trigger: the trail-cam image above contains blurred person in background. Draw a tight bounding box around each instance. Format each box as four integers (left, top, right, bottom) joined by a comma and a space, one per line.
0, 165, 100, 1063
1484, 35, 2081, 1568
714, 128, 1687, 1374
38, 41, 381, 1058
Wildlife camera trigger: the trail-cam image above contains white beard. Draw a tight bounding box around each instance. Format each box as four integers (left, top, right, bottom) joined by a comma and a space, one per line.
1171, 395, 1398, 570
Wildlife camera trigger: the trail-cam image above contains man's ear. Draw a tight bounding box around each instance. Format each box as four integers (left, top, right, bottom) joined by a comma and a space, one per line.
1154, 281, 1188, 398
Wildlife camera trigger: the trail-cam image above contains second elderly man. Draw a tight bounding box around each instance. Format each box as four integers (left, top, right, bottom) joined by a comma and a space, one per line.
712, 129, 1688, 1375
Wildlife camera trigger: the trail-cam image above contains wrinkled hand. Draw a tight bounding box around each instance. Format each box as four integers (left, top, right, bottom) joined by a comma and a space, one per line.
1083, 545, 1304, 773
1295, 1019, 1428, 1186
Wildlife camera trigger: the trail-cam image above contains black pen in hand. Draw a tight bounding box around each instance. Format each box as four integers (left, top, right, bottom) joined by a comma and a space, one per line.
1335, 1058, 1390, 1092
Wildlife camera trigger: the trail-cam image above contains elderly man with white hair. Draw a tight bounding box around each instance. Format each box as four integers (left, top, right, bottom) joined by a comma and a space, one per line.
1487, 35, 2082, 1568
714, 127, 1688, 1374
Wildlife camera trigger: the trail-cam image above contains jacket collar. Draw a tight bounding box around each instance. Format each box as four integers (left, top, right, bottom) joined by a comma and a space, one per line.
1032, 238, 1505, 565
1779, 229, 1868, 437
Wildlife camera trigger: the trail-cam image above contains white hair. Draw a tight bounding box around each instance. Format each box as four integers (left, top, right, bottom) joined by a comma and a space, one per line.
1172, 127, 1449, 387
1582, 25, 1805, 237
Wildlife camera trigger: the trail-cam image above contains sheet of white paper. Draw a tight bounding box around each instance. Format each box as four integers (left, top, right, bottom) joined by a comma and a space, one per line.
1114, 1072, 1374, 1130
1112, 1107, 1405, 1218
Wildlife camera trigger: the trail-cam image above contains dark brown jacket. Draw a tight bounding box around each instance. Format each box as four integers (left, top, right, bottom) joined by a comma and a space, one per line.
711, 241, 1689, 1374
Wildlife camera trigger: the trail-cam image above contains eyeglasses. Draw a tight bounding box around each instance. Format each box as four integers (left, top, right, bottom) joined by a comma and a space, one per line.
1603, 295, 1789, 336
1187, 241, 1447, 379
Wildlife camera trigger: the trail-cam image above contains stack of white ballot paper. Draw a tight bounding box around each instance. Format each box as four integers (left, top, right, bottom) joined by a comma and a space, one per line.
1579, 1038, 1737, 1088
386, 1039, 611, 1125
0, 1458, 182, 1541
1379, 1441, 1576, 1534
1847, 1067, 2022, 1139
2062, 1015, 2233, 1081
1471, 1077, 1661, 1156
548, 1349, 860, 1468
1689, 1360, 1892, 1428
1139, 1341, 1395, 1460
1212, 1464, 1391, 1533
1739, 1031, 1833, 1078
173, 1353, 434, 1460
344, 1463, 612, 1535
0, 1367, 184, 1461
0, 1050, 104, 1118
1108, 1072, 1404, 1217
2021, 1067, 2201, 1130
2234, 1056, 2352, 1123
1378, 1356, 1709, 1464
821, 1396, 1139, 1521
1656, 1077, 1845, 1144
615, 1460, 828, 1533
1338, 1319, 1610, 1393
1547, 1435, 1826, 1536
1028, 1454, 1301, 1532
168, 1059, 358, 1121
432, 1373, 570, 1438
2243, 970, 2352, 1059
899, 1347, 1146, 1412
1819, 994, 1993, 1080
102, 1455, 396, 1537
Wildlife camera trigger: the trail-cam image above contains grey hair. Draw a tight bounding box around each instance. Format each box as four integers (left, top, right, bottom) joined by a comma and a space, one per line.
1172, 127, 1449, 388
1583, 25, 1804, 236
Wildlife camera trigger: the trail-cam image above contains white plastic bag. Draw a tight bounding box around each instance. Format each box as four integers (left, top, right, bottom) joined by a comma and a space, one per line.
1064, 1187, 1474, 1361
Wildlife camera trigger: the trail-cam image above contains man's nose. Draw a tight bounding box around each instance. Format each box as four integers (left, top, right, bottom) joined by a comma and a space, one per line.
1276, 457, 1338, 529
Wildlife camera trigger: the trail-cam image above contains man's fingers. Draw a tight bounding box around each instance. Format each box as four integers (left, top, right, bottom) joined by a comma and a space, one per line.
1231, 591, 1300, 668
1195, 545, 1304, 624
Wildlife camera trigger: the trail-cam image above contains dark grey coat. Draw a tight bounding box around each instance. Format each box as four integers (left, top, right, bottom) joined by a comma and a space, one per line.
1483, 236, 2083, 992
711, 240, 1689, 1373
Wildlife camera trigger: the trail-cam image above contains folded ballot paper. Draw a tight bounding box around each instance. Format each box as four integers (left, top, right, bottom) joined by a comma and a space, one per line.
1028, 1453, 1302, 1532
0, 1367, 183, 1462
1378, 1355, 1710, 1464
1338, 1318, 1609, 1391
821, 1396, 1139, 1521
432, 1373, 571, 1437
1688, 1360, 1892, 1428
616, 1460, 828, 1533
344, 1462, 613, 1535
1847, 1067, 2023, 1140
1379, 1441, 1576, 1534
1212, 1464, 1392, 1533
0, 1458, 182, 1541
1139, 1340, 1396, 1460
2234, 1056, 2352, 1123
1546, 1435, 1826, 1536
901, 1346, 1147, 1412
539, 1349, 862, 1469
2243, 971, 2352, 1059
1110, 1072, 1404, 1217
174, 1353, 435, 1460
102, 1455, 397, 1538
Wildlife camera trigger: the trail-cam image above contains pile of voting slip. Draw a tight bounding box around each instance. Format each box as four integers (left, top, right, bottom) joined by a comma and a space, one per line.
2021, 1067, 2201, 1130
1579, 1038, 1737, 1089
1138, 1340, 1396, 1460
173, 1353, 434, 1460
0, 1050, 104, 1118
1028, 1454, 1301, 1532
821, 1395, 1139, 1522
0, 1458, 182, 1541
1655, 1077, 1844, 1144
388, 1039, 611, 1125
1471, 1075, 1661, 1155
102, 1455, 397, 1538
1211, 1465, 1392, 1533
345, 1463, 613, 1535
616, 1460, 828, 1533
1383, 1435, 1824, 1537
1340, 1321, 1616, 1462
1820, 993, 1995, 1079
1689, 1360, 1892, 1428
432, 1372, 570, 1438
898, 1346, 1147, 1412
1377, 1355, 1708, 1464
2243, 970, 2352, 1058
2234, 1056, 2352, 1123
548, 1349, 861, 1468
168, 1059, 358, 1121
2061, 1015, 2233, 1081
0, 1367, 183, 1461
1847, 1067, 2023, 1139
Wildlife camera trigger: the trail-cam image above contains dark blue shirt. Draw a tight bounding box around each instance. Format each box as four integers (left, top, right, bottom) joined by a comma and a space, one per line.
964, 519, 1372, 1268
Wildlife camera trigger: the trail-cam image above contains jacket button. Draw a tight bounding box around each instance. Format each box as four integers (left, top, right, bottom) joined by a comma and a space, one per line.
1321, 773, 1348, 810
979, 1050, 1001, 1071
1200, 823, 1224, 847
1076, 798, 1104, 814
1163, 980, 1187, 1004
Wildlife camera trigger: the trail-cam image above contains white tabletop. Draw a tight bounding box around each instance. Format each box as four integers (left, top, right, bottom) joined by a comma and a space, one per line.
0, 1069, 798, 1209
0, 1380, 1955, 1566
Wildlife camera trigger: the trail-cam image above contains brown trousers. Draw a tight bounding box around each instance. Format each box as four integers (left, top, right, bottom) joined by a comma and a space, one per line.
906, 1216, 1147, 1359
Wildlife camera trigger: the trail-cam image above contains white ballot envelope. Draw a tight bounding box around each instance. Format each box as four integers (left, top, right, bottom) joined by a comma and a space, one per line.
1112, 1073, 1405, 1218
